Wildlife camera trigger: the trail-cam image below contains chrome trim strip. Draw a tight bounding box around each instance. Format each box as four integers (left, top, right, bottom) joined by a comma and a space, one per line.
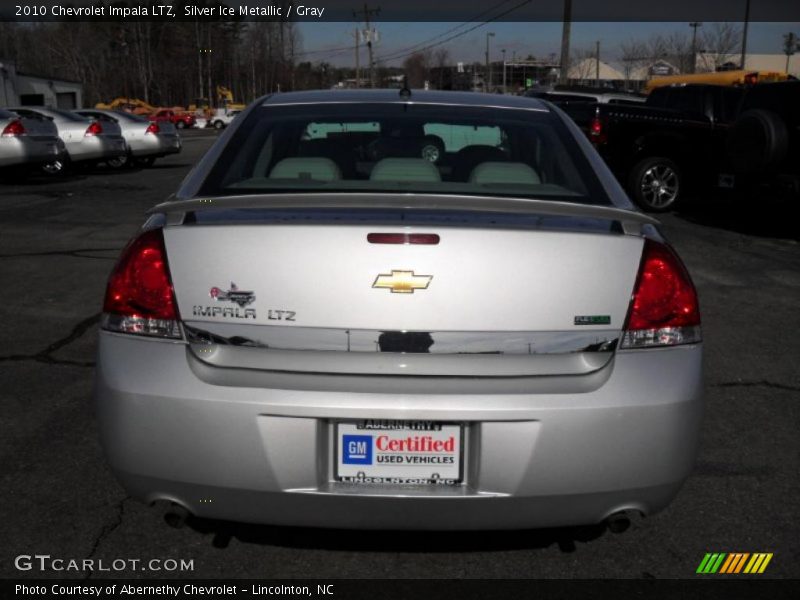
183, 322, 619, 355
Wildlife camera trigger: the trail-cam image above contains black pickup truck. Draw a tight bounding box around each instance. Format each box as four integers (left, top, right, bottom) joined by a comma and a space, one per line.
556, 82, 800, 211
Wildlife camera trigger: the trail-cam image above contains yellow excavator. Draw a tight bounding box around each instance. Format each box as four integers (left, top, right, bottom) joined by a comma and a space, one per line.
215, 86, 246, 111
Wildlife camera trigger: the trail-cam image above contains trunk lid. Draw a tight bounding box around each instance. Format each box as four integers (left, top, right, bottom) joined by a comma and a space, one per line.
164, 218, 643, 335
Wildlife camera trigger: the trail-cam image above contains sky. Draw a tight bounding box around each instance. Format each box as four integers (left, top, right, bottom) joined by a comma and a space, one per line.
295, 21, 800, 67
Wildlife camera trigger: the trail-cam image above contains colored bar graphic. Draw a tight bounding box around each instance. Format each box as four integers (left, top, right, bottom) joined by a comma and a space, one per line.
697, 553, 727, 574
743, 553, 774, 574
700, 552, 773, 574
719, 553, 750, 574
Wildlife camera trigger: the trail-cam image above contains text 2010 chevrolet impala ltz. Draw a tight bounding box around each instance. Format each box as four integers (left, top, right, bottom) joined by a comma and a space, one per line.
95, 90, 702, 530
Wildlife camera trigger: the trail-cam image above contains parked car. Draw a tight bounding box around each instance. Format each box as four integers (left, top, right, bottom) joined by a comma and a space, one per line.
209, 109, 241, 129
0, 108, 66, 174
7, 106, 126, 174
149, 109, 196, 130
75, 109, 182, 168
96, 90, 703, 532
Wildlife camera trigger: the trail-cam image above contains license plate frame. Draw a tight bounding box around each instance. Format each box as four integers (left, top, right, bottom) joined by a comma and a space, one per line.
335, 420, 464, 486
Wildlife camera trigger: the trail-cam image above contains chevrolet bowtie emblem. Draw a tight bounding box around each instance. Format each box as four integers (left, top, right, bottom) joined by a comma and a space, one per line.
372, 270, 433, 294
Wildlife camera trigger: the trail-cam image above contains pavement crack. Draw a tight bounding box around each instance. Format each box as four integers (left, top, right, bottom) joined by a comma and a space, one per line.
0, 313, 100, 367
83, 497, 129, 580
712, 380, 800, 392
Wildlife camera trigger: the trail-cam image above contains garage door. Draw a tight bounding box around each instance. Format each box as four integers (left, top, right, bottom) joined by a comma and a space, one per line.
56, 92, 77, 110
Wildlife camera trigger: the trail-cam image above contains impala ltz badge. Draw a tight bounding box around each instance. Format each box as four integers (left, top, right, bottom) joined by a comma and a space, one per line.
209, 282, 255, 307
372, 270, 433, 294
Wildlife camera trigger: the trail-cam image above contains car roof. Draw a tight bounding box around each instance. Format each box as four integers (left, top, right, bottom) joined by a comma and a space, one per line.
261, 89, 550, 112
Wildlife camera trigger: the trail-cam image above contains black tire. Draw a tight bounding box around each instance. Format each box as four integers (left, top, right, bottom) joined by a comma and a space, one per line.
727, 109, 789, 174
41, 156, 71, 177
175, 120, 186, 130
106, 152, 132, 169
133, 156, 157, 168
213, 120, 225, 130
628, 156, 683, 212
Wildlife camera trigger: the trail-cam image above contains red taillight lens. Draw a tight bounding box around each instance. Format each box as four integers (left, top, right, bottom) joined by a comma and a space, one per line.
1, 120, 26, 137
589, 116, 606, 144
102, 228, 180, 338
367, 233, 440, 245
85, 121, 103, 136
621, 239, 701, 348
145, 122, 159, 134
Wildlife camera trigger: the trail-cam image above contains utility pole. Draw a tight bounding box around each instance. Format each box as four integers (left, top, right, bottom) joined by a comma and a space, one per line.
784, 32, 798, 74
353, 27, 361, 87
354, 4, 380, 87
689, 22, 702, 73
485, 31, 495, 92
595, 40, 600, 87
501, 48, 506, 93
740, 0, 751, 69
559, 0, 572, 84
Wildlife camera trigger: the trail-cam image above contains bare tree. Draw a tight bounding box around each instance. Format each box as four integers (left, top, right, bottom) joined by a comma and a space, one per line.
619, 39, 648, 83
433, 47, 450, 89
403, 51, 431, 88
698, 23, 742, 71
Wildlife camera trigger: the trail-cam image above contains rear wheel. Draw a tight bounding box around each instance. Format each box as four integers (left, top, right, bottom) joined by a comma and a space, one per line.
41, 156, 71, 176
106, 152, 132, 169
213, 120, 225, 130
175, 120, 186, 130
628, 157, 683, 212
134, 156, 157, 168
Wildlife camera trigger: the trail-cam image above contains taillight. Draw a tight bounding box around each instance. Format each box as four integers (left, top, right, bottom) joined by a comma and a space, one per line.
589, 116, 606, 144
621, 238, 701, 349
102, 228, 181, 338
145, 122, 159, 134
1, 120, 26, 137
85, 121, 103, 136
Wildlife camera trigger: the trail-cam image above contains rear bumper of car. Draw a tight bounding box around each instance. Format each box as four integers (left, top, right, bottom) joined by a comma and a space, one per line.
129, 134, 182, 158
0, 137, 65, 167
68, 135, 127, 162
95, 332, 703, 530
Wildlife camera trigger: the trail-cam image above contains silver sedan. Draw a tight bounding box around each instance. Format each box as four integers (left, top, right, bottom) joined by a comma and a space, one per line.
95, 90, 703, 531
0, 108, 66, 171
8, 106, 126, 174
74, 109, 182, 168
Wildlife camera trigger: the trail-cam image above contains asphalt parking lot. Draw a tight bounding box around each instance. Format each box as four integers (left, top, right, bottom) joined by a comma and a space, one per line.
1, 128, 798, 580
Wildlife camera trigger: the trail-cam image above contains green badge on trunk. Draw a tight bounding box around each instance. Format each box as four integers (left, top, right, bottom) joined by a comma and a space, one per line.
574, 315, 611, 325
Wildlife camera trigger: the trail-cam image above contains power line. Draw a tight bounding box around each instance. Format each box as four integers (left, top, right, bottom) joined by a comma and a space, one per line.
375, 0, 518, 62
376, 0, 532, 64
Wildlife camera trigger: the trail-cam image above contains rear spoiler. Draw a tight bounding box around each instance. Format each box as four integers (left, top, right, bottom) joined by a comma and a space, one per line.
149, 193, 659, 235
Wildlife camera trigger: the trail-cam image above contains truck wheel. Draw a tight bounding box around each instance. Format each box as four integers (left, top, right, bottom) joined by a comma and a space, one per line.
175, 120, 186, 129
727, 109, 788, 174
628, 157, 682, 212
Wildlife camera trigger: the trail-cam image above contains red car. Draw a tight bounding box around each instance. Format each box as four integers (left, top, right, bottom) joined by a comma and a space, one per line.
148, 109, 195, 130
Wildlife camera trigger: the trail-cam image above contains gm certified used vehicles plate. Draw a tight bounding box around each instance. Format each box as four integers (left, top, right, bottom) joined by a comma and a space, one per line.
95, 89, 703, 531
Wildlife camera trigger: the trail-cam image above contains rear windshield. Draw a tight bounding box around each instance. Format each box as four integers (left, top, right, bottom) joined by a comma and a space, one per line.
199, 102, 611, 204
113, 111, 150, 123
46, 108, 90, 122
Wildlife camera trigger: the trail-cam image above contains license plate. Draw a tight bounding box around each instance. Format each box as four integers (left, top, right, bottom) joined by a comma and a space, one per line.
336, 421, 462, 485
